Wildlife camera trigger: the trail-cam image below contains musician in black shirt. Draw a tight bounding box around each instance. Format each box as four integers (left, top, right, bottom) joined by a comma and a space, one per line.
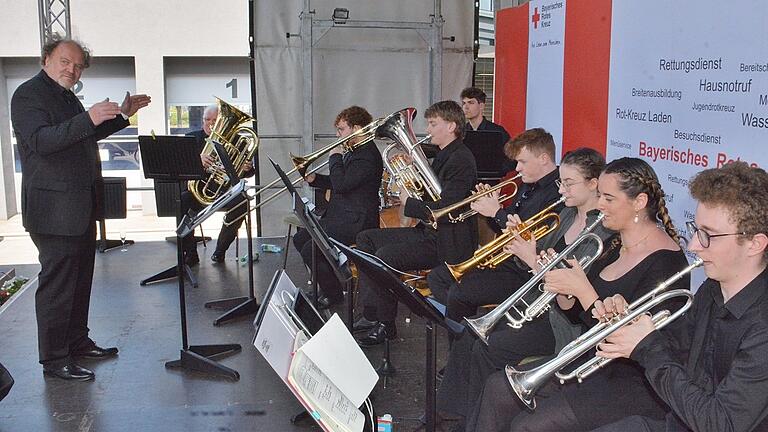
591, 161, 768, 432
461, 87, 514, 175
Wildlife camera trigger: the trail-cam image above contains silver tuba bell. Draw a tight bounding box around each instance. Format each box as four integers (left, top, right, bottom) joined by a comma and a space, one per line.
377, 108, 442, 202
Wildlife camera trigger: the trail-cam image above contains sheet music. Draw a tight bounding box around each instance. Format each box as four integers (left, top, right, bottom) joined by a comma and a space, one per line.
253, 303, 299, 380
299, 314, 378, 406
289, 347, 365, 432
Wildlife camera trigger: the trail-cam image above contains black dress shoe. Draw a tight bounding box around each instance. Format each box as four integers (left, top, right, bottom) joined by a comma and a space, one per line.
73, 345, 119, 359
211, 251, 226, 263
43, 364, 94, 381
357, 322, 397, 347
316, 296, 343, 310
352, 316, 379, 333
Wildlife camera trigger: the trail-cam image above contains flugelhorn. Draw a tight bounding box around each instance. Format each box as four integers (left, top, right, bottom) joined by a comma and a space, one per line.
447, 196, 567, 281
427, 174, 522, 228
465, 213, 606, 344
506, 257, 702, 410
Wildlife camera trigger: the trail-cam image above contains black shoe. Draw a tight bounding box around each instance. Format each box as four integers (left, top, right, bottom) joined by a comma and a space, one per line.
73, 345, 119, 359
43, 364, 95, 381
184, 253, 200, 266
357, 322, 397, 347
211, 251, 225, 263
352, 316, 379, 333
316, 296, 343, 310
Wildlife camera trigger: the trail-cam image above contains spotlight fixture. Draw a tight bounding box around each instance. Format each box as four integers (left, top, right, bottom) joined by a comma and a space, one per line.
332, 8, 349, 24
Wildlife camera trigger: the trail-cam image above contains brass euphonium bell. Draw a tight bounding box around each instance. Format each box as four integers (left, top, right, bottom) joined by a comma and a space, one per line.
188, 97, 259, 205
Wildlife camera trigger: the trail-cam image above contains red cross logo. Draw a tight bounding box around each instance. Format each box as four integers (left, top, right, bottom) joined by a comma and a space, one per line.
532, 7, 541, 29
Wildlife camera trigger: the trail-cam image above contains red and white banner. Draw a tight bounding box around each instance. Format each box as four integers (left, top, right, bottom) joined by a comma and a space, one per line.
494, 0, 768, 286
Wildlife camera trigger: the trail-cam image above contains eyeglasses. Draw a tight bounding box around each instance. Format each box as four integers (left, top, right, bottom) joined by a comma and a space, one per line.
686, 221, 745, 248
556, 179, 587, 191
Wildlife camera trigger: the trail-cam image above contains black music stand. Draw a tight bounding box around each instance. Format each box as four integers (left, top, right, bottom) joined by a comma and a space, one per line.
331, 239, 461, 432
139, 135, 241, 380
200, 142, 260, 326
97, 177, 134, 252
139, 135, 204, 288
269, 158, 355, 331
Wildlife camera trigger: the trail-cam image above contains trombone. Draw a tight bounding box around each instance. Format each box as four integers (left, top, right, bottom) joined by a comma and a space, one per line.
464, 213, 606, 344
506, 257, 703, 410
446, 196, 567, 281
251, 117, 388, 211
427, 174, 522, 229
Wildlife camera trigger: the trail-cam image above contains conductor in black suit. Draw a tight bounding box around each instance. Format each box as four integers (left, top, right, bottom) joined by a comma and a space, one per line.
10, 36, 151, 381
293, 106, 383, 309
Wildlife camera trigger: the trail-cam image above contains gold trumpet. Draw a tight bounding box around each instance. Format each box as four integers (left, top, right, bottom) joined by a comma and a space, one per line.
428, 174, 522, 228
446, 196, 566, 281
506, 257, 702, 410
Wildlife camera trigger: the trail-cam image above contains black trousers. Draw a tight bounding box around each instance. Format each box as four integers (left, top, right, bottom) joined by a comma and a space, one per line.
436, 315, 555, 419
590, 416, 666, 432
30, 223, 98, 368
356, 226, 440, 322
180, 191, 246, 256
428, 263, 529, 323
467, 371, 580, 432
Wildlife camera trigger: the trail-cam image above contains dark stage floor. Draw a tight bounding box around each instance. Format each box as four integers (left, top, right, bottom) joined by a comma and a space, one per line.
0, 236, 452, 432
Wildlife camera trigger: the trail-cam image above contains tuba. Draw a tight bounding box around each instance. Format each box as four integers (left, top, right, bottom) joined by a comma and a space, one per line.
447, 196, 567, 281
378, 108, 442, 202
188, 98, 259, 205
506, 257, 703, 410
465, 213, 606, 344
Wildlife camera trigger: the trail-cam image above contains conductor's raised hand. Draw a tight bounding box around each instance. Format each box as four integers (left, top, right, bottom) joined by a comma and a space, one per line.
88, 98, 121, 126
120, 92, 151, 117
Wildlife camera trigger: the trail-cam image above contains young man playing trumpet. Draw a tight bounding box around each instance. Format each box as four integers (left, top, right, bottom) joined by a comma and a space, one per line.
353, 100, 478, 346
591, 161, 768, 432
426, 128, 564, 323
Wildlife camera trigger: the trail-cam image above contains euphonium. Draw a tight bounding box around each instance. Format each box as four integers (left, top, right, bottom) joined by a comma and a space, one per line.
447, 196, 567, 281
465, 213, 606, 344
188, 98, 259, 205
506, 257, 703, 410
427, 174, 522, 228
378, 108, 442, 202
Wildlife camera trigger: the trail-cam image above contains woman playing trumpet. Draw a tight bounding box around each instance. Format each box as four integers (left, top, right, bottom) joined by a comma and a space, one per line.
435, 147, 614, 424
465, 157, 690, 432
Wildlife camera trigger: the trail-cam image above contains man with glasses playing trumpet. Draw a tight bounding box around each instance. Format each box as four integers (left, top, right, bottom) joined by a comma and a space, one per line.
293, 106, 383, 309
585, 161, 768, 432
464, 157, 691, 432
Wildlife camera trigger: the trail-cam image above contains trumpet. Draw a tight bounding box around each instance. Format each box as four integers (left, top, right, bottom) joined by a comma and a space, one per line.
427, 174, 522, 229
506, 257, 703, 410
447, 196, 567, 281
465, 213, 606, 343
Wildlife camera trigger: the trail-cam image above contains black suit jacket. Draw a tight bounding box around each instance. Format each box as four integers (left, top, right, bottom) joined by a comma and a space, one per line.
11, 70, 129, 236
310, 141, 383, 234
404, 138, 478, 264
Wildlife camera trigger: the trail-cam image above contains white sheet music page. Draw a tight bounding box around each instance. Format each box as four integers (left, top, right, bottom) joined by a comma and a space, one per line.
298, 313, 378, 406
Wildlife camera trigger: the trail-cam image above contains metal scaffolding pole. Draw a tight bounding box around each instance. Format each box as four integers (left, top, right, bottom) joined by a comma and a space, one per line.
37, 0, 71, 48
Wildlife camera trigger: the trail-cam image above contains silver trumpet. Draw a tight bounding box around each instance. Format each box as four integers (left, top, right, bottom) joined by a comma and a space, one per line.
506, 256, 703, 410
465, 213, 606, 344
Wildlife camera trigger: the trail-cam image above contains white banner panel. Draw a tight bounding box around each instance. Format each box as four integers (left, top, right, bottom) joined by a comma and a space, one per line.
526, 0, 566, 155
606, 0, 768, 286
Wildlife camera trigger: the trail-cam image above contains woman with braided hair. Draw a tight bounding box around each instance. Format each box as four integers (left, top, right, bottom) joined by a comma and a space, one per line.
461, 157, 692, 432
